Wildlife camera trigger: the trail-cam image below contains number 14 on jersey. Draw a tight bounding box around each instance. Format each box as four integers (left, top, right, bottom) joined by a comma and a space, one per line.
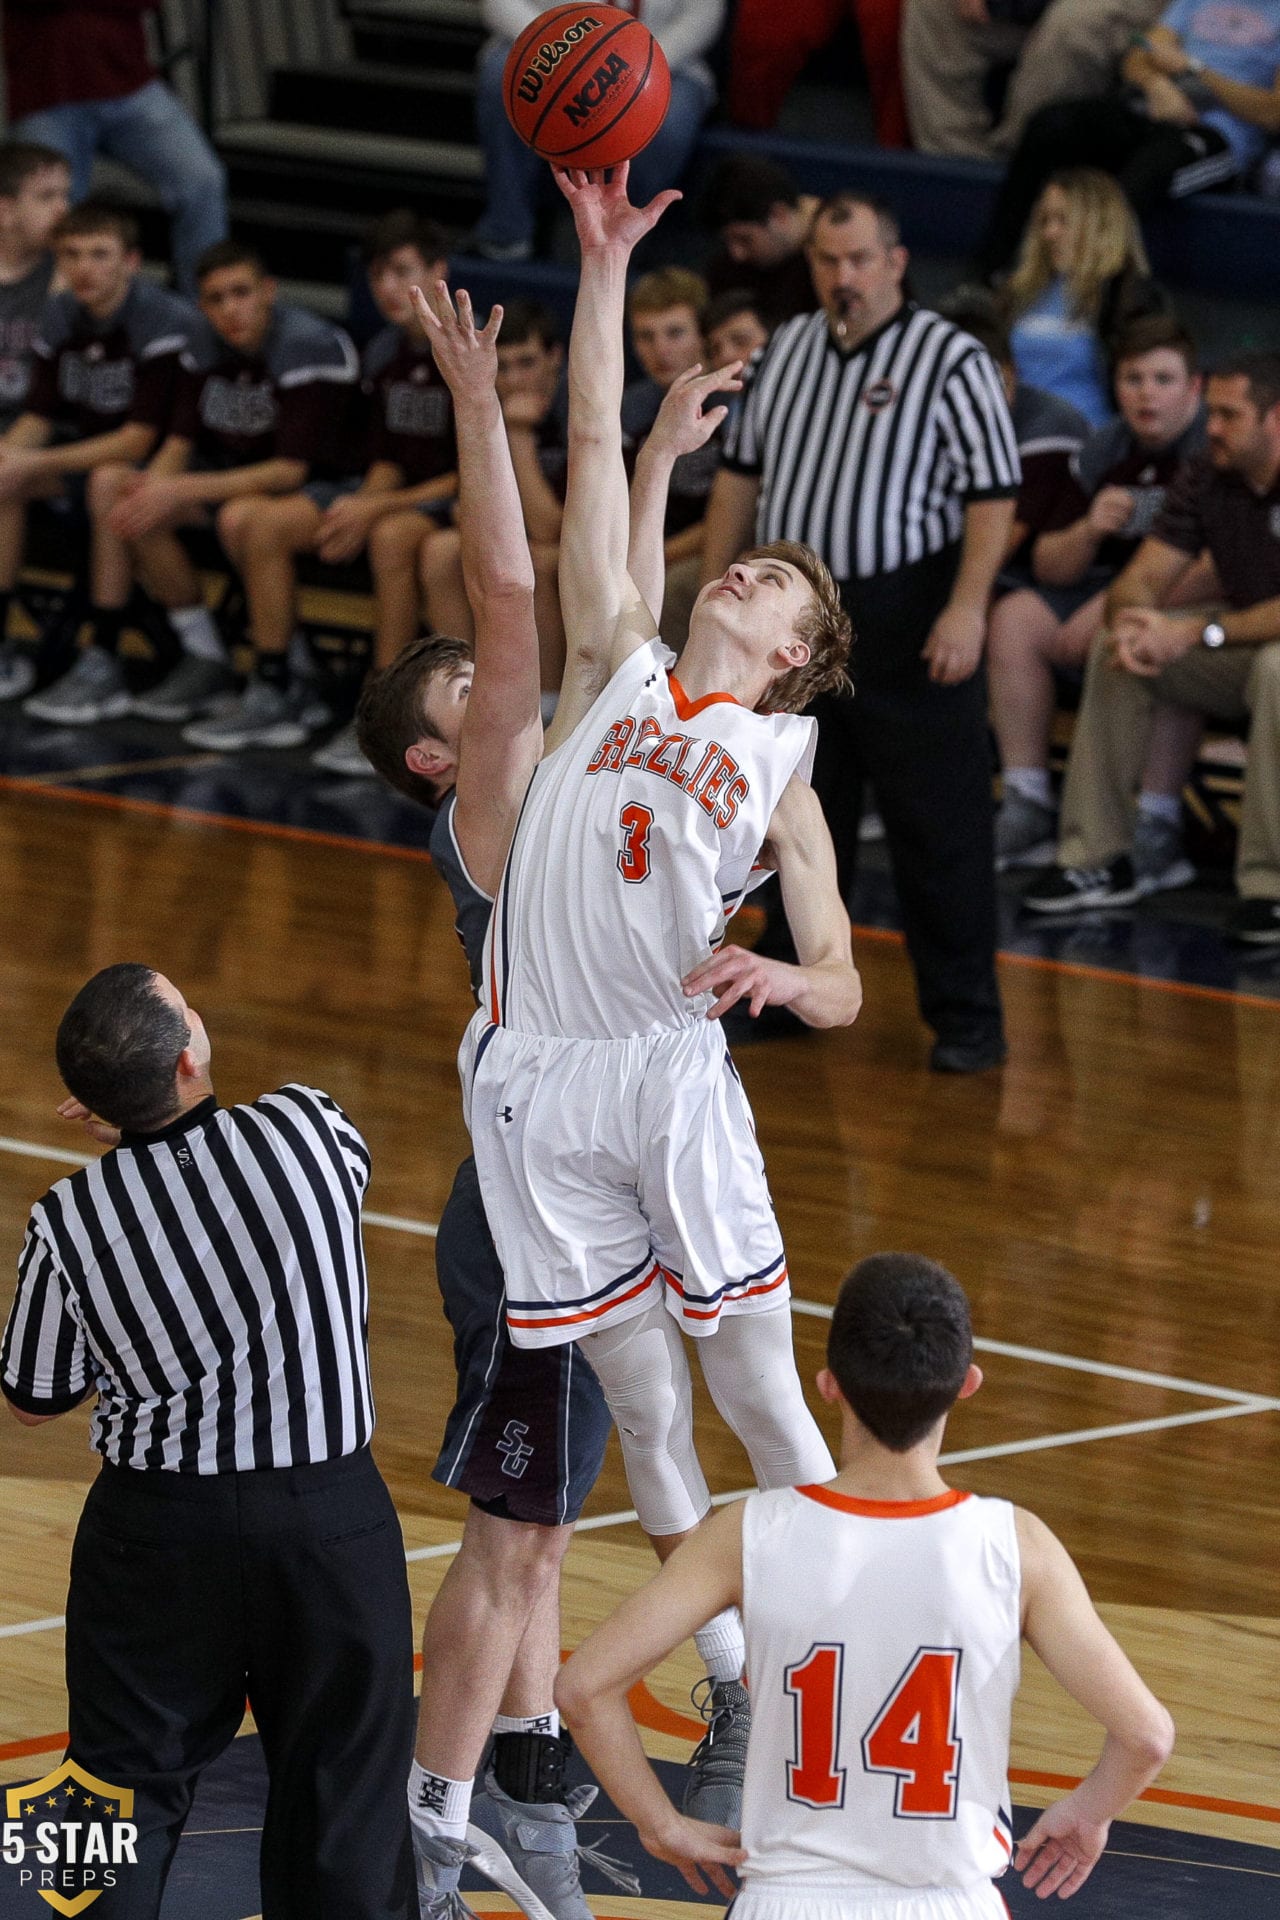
785, 1643, 963, 1817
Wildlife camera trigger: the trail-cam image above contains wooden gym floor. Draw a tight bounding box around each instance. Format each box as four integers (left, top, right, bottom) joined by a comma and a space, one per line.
0, 779, 1277, 1917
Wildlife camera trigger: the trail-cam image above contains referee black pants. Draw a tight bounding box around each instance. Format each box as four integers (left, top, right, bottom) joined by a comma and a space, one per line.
761, 551, 1004, 1048
64, 1448, 416, 1919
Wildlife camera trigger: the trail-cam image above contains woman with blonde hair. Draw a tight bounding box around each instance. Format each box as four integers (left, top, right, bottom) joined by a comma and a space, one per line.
1000, 169, 1165, 425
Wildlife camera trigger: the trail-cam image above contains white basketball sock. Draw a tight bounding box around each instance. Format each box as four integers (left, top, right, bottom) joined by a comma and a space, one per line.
492, 1709, 560, 1738
407, 1760, 472, 1843
694, 1607, 746, 1684
169, 603, 225, 663
1003, 767, 1053, 809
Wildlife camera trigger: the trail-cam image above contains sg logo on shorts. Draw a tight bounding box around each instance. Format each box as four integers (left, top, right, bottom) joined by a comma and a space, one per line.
3, 1761, 138, 1914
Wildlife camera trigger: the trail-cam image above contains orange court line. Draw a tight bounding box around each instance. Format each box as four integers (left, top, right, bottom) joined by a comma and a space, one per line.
6, 772, 1275, 1013
0, 775, 435, 866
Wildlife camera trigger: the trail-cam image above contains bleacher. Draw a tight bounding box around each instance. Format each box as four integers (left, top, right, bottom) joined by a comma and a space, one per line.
96, 0, 1280, 330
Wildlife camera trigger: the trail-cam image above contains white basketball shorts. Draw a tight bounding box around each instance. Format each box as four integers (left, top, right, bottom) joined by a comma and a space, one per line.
729, 1881, 1010, 1920
461, 1010, 789, 1349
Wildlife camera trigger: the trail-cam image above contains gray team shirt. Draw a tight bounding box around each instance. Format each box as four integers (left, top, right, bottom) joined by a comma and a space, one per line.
429, 792, 492, 1001
0, 256, 55, 431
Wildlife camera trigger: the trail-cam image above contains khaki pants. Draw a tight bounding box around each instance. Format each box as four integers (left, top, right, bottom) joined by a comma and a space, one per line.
901, 0, 1165, 158
1059, 635, 1280, 900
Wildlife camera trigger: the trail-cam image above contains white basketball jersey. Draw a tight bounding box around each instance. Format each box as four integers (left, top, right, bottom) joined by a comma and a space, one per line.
739, 1485, 1021, 1893
481, 638, 816, 1038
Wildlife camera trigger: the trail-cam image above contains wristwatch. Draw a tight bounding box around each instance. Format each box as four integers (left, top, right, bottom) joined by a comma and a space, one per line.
1201, 620, 1227, 649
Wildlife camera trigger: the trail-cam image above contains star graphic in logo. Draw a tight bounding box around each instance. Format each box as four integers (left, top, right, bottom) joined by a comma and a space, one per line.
46, 1794, 58, 1806
24, 1803, 35, 1816
82, 1794, 96, 1808
64, 1785, 77, 1799
102, 1803, 115, 1817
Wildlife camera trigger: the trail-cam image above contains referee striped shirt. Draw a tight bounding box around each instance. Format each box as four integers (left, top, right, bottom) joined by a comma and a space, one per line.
1, 1086, 375, 1474
722, 302, 1020, 580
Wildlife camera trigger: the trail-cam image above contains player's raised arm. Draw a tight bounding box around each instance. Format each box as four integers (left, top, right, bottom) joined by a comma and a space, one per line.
555, 1503, 747, 1897
682, 778, 862, 1030
1013, 1508, 1175, 1900
628, 360, 742, 624
410, 281, 541, 894
545, 164, 679, 751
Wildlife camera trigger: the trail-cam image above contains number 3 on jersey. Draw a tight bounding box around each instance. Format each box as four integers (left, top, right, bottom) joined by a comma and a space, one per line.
617, 803, 654, 884
785, 1643, 962, 1818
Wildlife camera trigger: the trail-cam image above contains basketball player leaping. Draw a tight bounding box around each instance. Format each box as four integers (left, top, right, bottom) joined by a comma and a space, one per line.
357, 284, 751, 1919
464, 163, 861, 1822
556, 1254, 1176, 1913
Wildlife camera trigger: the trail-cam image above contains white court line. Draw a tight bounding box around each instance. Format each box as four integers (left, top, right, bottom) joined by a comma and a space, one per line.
3, 1399, 1275, 1635
4, 1132, 1277, 1408
3, 1132, 1278, 1640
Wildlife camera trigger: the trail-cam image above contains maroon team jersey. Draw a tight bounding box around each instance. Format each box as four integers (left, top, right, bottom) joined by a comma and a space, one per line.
168, 303, 358, 473
27, 279, 195, 439
360, 326, 457, 486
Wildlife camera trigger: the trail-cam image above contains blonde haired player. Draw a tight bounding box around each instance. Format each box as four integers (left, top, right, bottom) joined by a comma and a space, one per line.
556, 1252, 1175, 1913
461, 163, 861, 1820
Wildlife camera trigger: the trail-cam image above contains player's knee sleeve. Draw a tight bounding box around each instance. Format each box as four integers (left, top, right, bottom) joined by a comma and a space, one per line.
580, 1301, 710, 1536
697, 1307, 834, 1491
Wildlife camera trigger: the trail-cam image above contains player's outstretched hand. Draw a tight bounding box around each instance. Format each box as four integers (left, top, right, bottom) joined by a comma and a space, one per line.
647, 362, 744, 462
683, 945, 803, 1021
56, 1097, 121, 1151
553, 160, 680, 255
639, 1811, 744, 1898
409, 281, 502, 401
1013, 1793, 1111, 1900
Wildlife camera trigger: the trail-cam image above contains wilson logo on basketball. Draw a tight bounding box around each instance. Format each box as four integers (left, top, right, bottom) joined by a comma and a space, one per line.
515, 17, 602, 104
563, 51, 631, 124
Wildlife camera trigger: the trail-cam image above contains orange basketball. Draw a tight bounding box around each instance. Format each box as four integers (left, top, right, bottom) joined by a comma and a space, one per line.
502, 6, 671, 170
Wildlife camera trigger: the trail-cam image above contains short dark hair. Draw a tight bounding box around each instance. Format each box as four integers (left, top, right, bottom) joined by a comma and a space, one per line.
1210, 348, 1280, 416
356, 633, 472, 806
938, 286, 1012, 369
362, 207, 448, 268
196, 239, 268, 283
53, 202, 139, 252
497, 299, 562, 351
1113, 313, 1197, 376
56, 964, 189, 1135
0, 141, 70, 199
699, 154, 801, 231
827, 1254, 973, 1451
811, 191, 901, 251
703, 287, 768, 340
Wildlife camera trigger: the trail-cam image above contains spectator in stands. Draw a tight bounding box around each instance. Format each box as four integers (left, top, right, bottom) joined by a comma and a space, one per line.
703, 287, 772, 373
999, 170, 1165, 428
2, 0, 228, 295
981, 0, 1280, 274
1022, 350, 1280, 936
943, 294, 1090, 573
32, 241, 358, 738
0, 142, 71, 657
990, 314, 1208, 879
0, 204, 193, 712
903, 0, 1165, 159
469, 0, 724, 261
621, 267, 716, 652
728, 0, 910, 147
698, 156, 820, 328
416, 300, 568, 702
0, 146, 72, 437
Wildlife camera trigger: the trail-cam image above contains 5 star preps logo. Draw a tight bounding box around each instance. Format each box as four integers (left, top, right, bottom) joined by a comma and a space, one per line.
3, 1761, 138, 1914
